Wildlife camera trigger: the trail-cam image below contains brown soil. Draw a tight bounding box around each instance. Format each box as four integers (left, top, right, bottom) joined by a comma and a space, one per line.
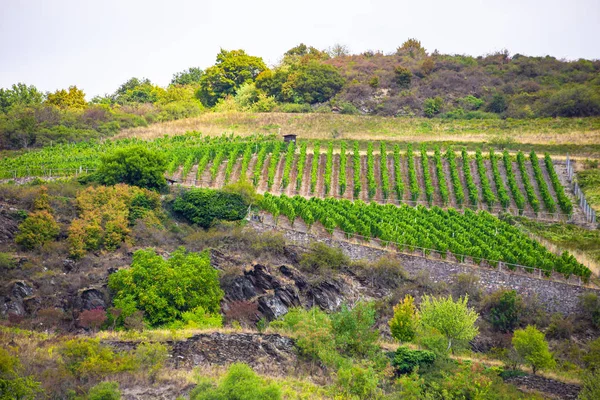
428, 155, 442, 205
442, 157, 459, 208
300, 153, 313, 197
284, 155, 299, 196
343, 154, 354, 200
330, 154, 340, 198
270, 155, 286, 194
469, 159, 483, 208
257, 155, 271, 193
315, 154, 326, 198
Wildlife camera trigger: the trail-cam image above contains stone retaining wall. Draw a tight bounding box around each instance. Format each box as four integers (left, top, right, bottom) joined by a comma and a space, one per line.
251, 222, 599, 315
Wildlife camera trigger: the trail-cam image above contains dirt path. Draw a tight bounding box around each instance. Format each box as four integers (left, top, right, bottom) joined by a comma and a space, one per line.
284, 155, 299, 196
300, 154, 312, 197
315, 154, 326, 198
257, 155, 271, 193
386, 154, 400, 203
360, 155, 368, 201
400, 155, 411, 203
330, 154, 340, 198
457, 156, 472, 208
373, 154, 383, 201
442, 158, 458, 208
212, 159, 228, 189
525, 161, 547, 212
413, 156, 426, 203
343, 154, 354, 200
271, 155, 286, 194
227, 157, 243, 185
483, 159, 499, 203
187, 164, 199, 186
244, 155, 257, 182
469, 159, 483, 209
428, 155, 442, 205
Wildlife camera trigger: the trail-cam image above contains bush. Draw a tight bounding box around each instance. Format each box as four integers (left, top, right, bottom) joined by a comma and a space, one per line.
15, 210, 60, 250
0, 348, 43, 399
389, 295, 419, 343
299, 242, 349, 272
335, 363, 381, 399
423, 97, 443, 117
579, 369, 600, 400
190, 363, 281, 400
392, 346, 436, 374
108, 247, 223, 327
88, 381, 121, 400
95, 146, 167, 190
59, 338, 136, 379
134, 342, 168, 381
78, 308, 107, 331
0, 252, 16, 269
275, 103, 312, 113
330, 301, 379, 359
579, 292, 600, 329
488, 290, 523, 333
172, 188, 248, 229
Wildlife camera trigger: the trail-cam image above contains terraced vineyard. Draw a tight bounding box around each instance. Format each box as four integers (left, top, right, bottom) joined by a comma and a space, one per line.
259, 193, 592, 280
0, 134, 585, 222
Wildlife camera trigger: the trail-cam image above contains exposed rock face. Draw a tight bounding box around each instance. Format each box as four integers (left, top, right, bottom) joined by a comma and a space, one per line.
171, 333, 297, 374
78, 287, 108, 310
223, 264, 354, 321
504, 374, 581, 400
0, 207, 19, 245
1, 280, 35, 317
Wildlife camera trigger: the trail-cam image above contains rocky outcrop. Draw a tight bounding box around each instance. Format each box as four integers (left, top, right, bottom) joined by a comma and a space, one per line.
222, 264, 355, 321
1, 280, 35, 317
504, 374, 580, 400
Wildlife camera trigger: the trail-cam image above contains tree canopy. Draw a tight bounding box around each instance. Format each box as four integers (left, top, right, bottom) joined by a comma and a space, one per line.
512, 325, 555, 374
95, 146, 167, 190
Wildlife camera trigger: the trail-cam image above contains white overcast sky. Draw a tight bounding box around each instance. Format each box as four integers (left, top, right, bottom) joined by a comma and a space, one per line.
1, 0, 599, 98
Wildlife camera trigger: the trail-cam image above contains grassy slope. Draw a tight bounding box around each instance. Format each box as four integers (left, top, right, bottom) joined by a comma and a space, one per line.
117, 112, 600, 156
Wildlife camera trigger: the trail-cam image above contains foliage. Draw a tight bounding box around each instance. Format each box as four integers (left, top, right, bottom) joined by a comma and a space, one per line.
419, 295, 479, 352
171, 67, 203, 86
87, 381, 121, 400
445, 147, 464, 206
108, 247, 223, 327
392, 346, 436, 374
512, 325, 555, 374
15, 210, 59, 250
0, 347, 43, 400
0, 252, 15, 269
462, 149, 478, 207
406, 144, 419, 201
196, 49, 267, 107
134, 342, 168, 381
172, 187, 248, 229
335, 363, 381, 399
96, 146, 167, 190
389, 295, 419, 342
59, 338, 136, 379
579, 292, 600, 329
0, 83, 43, 113
190, 363, 281, 400
78, 308, 108, 331
579, 369, 600, 400
68, 184, 162, 258
330, 301, 380, 359
299, 241, 349, 272
394, 66, 413, 89
423, 97, 443, 118
310, 141, 320, 194
45, 86, 86, 109
488, 290, 523, 333
366, 142, 376, 199
517, 151, 540, 212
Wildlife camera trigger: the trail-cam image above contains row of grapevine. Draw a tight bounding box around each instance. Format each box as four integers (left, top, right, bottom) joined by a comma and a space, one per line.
260, 193, 591, 280
489, 149, 510, 209
324, 142, 334, 195
380, 142, 390, 199
517, 151, 540, 213
310, 141, 320, 194
393, 145, 404, 200
210, 147, 226, 182
224, 144, 243, 184
407, 144, 419, 201
530, 151, 556, 213
445, 148, 464, 206
339, 141, 347, 195
267, 141, 283, 190
253, 143, 270, 187
296, 142, 307, 190
503, 150, 526, 211
353, 141, 361, 198
475, 149, 496, 208
462, 149, 478, 206
420, 145, 434, 205
433, 147, 449, 204
239, 143, 254, 180
281, 141, 295, 189
367, 143, 376, 199
544, 153, 573, 214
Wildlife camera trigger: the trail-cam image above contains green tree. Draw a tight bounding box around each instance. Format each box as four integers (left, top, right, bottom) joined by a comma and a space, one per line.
389, 295, 419, 342
392, 346, 436, 374
87, 381, 121, 400
196, 49, 267, 107
423, 97, 443, 117
45, 86, 87, 109
512, 325, 555, 374
190, 363, 281, 400
330, 301, 379, 359
95, 146, 167, 190
419, 295, 479, 352
0, 83, 44, 113
172, 188, 248, 229
0, 348, 43, 400
108, 247, 223, 327
489, 290, 523, 333
487, 93, 508, 114
113, 77, 163, 104
170, 67, 204, 86
284, 61, 345, 104
397, 38, 426, 58
15, 210, 60, 250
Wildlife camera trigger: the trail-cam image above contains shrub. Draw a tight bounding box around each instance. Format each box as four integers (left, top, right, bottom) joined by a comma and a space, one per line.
512, 325, 555, 374
423, 97, 443, 117
488, 290, 523, 333
59, 338, 136, 379
134, 342, 168, 381
78, 307, 108, 331
299, 242, 349, 272
451, 274, 482, 303
95, 146, 167, 190
88, 381, 121, 400
108, 247, 223, 327
15, 210, 60, 250
0, 252, 16, 269
392, 346, 436, 374
172, 188, 248, 229
389, 295, 419, 343
579, 369, 600, 400
335, 363, 381, 399
330, 301, 379, 359
190, 363, 281, 400
0, 348, 43, 399
579, 292, 600, 329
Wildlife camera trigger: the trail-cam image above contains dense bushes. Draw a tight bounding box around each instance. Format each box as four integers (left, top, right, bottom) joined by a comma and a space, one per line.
68, 184, 163, 258
172, 187, 248, 229
392, 346, 436, 374
95, 146, 167, 190
108, 247, 223, 327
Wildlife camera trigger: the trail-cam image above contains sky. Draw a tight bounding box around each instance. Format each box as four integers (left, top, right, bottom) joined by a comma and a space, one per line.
1, 0, 599, 98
